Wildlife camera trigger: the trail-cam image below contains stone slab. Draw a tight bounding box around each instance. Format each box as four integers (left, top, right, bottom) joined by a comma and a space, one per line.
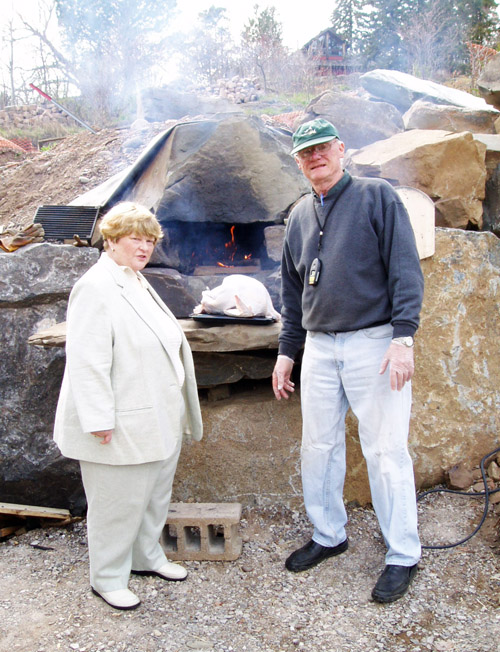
29, 319, 281, 352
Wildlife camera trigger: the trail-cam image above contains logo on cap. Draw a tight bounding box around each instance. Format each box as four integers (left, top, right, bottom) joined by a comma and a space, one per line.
301, 126, 319, 136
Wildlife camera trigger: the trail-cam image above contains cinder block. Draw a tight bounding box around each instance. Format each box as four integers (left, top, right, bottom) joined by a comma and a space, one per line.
161, 502, 242, 561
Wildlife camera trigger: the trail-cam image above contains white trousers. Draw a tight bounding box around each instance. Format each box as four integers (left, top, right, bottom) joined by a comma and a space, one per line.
80, 438, 181, 592
300, 324, 421, 566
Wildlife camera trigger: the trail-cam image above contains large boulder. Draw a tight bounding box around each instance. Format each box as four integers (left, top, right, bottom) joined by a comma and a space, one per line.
404, 99, 499, 134
411, 228, 500, 488
140, 85, 236, 121
0, 244, 98, 512
346, 129, 487, 229
150, 115, 307, 226
473, 134, 500, 236
173, 387, 304, 507
477, 53, 500, 111
301, 90, 404, 149
360, 69, 498, 113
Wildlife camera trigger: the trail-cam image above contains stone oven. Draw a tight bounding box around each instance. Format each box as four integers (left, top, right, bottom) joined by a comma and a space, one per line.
75, 114, 309, 318
159, 220, 273, 275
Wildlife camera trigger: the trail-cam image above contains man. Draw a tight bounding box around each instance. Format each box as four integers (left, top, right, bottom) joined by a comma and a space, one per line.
272, 118, 424, 603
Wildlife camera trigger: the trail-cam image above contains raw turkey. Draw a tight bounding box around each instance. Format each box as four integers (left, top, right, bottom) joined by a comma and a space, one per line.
193, 274, 280, 320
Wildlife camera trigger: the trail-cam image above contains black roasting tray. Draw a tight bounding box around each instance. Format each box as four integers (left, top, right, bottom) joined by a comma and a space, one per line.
190, 313, 276, 326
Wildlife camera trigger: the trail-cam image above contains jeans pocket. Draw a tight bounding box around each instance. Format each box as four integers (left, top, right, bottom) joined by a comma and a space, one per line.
362, 323, 393, 339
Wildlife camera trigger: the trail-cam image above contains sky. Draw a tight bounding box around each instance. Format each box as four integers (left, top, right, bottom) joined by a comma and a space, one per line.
1, 0, 333, 94
171, 0, 333, 50
4, 0, 333, 51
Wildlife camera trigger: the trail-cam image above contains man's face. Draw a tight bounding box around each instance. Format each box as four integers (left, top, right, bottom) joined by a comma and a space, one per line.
295, 139, 345, 189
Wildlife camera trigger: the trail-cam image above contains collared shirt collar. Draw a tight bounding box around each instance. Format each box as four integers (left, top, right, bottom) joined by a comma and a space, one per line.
103, 251, 148, 289
313, 170, 351, 203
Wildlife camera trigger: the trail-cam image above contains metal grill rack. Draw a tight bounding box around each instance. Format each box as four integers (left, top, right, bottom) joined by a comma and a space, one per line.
34, 205, 101, 242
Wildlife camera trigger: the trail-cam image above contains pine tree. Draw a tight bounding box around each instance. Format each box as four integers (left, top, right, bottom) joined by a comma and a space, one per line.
354, 0, 499, 74
360, 0, 415, 70
331, 0, 370, 56
452, 0, 498, 44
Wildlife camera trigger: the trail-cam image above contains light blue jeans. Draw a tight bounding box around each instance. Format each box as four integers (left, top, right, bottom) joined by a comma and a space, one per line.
300, 324, 421, 566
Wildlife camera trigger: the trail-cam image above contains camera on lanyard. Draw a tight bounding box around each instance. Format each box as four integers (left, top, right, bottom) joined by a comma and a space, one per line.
308, 257, 322, 286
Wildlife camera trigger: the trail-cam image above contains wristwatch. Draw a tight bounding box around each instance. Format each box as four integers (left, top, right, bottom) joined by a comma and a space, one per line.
392, 336, 414, 347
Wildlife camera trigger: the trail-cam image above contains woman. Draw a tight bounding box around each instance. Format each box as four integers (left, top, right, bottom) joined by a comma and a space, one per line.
54, 201, 203, 611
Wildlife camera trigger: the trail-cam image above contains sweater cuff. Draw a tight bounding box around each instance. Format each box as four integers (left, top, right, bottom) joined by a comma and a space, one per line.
392, 324, 417, 339
278, 344, 298, 361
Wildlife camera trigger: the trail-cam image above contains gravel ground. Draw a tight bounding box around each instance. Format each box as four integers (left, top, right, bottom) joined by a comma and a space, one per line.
1, 493, 499, 652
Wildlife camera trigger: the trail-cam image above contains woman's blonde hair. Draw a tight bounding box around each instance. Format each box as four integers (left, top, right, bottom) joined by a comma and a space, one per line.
99, 202, 163, 248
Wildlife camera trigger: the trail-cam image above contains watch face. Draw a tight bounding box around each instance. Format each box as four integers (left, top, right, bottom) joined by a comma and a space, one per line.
394, 336, 413, 347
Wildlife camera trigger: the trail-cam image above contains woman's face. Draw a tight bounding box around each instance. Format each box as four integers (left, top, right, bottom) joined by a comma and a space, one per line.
107, 233, 155, 272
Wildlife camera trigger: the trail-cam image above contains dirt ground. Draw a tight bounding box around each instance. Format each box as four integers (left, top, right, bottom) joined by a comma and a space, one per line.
0, 121, 172, 232
0, 494, 499, 652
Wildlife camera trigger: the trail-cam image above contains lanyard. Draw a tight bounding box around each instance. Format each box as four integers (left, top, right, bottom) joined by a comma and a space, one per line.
307, 178, 351, 287
312, 177, 351, 255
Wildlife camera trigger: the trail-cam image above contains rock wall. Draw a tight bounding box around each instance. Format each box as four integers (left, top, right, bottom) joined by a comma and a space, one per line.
0, 102, 75, 134
1, 232, 500, 512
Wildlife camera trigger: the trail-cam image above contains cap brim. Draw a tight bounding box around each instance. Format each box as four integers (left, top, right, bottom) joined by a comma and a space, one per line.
290, 135, 337, 156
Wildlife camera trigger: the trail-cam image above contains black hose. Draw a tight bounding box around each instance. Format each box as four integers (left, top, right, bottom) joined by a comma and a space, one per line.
417, 446, 500, 550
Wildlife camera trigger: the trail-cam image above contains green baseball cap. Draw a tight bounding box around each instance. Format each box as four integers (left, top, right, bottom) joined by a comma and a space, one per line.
291, 118, 340, 156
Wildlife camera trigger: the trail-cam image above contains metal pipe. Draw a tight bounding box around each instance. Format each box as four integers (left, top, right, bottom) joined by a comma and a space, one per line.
29, 83, 97, 134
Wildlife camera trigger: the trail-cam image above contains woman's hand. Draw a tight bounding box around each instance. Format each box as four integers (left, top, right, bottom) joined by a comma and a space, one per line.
91, 429, 113, 445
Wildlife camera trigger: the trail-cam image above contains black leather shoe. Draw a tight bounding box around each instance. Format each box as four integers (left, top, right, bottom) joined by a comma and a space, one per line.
371, 564, 418, 603
285, 538, 348, 572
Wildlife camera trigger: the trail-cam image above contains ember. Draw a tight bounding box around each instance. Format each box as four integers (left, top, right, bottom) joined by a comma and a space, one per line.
158, 221, 273, 274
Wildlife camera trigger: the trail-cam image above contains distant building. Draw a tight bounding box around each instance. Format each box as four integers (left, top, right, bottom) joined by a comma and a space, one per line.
302, 29, 353, 75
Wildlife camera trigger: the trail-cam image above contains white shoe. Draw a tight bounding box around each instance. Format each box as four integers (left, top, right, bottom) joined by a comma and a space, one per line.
132, 560, 187, 581
91, 587, 141, 610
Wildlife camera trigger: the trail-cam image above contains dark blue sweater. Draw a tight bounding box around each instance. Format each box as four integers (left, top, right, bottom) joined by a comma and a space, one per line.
278, 173, 424, 360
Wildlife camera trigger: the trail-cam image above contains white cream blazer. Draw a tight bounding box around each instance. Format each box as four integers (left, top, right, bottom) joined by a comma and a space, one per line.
53, 253, 203, 465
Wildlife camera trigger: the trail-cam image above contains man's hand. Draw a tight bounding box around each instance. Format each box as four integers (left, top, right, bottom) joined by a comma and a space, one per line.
272, 356, 295, 400
379, 341, 414, 391
91, 429, 113, 445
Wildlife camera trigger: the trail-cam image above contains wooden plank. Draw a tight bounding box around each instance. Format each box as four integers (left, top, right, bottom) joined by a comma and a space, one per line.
38, 137, 66, 146
28, 321, 67, 348
0, 526, 19, 538
0, 502, 71, 520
